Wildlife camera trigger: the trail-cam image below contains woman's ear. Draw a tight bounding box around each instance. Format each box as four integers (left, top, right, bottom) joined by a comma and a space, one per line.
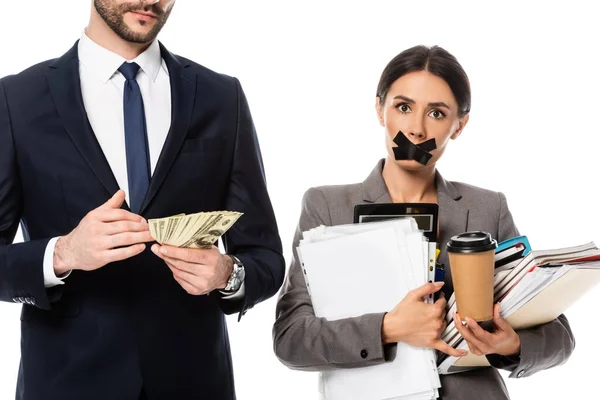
451, 113, 470, 140
376, 97, 385, 127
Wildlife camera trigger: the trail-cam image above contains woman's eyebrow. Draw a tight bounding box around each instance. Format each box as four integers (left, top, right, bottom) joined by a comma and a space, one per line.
428, 101, 450, 109
393, 96, 450, 110
393, 95, 415, 103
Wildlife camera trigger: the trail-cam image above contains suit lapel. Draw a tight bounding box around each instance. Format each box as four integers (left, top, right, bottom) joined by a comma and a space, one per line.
45, 41, 121, 200
362, 159, 391, 203
436, 170, 469, 246
139, 43, 197, 214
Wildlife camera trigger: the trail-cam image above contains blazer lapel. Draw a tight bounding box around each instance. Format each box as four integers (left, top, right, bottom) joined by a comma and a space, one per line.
45, 41, 121, 200
139, 43, 197, 214
362, 159, 392, 203
436, 170, 469, 246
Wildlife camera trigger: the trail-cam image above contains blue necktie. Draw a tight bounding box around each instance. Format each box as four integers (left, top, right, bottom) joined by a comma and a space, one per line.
119, 62, 150, 213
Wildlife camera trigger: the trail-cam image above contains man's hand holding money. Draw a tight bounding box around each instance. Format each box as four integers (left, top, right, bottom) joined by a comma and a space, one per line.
53, 190, 154, 276
147, 210, 243, 295
151, 244, 233, 295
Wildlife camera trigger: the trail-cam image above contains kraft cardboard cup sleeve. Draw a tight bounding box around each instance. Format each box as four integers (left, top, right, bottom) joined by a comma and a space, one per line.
447, 231, 497, 324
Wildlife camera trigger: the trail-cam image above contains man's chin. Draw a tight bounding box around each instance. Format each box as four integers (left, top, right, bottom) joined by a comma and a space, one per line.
116, 26, 159, 44
128, 32, 157, 44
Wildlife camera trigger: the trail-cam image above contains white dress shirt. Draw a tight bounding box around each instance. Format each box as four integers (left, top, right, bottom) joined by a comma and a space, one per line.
43, 32, 243, 299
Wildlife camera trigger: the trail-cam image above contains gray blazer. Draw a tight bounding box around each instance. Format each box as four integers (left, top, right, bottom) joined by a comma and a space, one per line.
273, 159, 575, 400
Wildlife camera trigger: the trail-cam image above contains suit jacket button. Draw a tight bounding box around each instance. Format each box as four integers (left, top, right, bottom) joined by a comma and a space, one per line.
12, 297, 20, 303
517, 370, 525, 378
360, 349, 368, 359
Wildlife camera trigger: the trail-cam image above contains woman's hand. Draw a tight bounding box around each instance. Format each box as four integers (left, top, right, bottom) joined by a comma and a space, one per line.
382, 281, 468, 357
453, 303, 521, 357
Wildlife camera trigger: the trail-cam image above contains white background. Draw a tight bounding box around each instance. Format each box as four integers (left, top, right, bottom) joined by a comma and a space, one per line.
1, 1, 599, 399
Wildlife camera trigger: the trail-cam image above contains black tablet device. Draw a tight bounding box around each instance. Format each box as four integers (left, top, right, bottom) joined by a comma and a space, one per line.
353, 203, 439, 242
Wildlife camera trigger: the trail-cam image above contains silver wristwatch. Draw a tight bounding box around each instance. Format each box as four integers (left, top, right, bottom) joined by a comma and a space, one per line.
223, 255, 245, 293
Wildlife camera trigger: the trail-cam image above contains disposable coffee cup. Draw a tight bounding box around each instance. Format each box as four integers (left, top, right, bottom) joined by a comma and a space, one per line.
447, 231, 497, 329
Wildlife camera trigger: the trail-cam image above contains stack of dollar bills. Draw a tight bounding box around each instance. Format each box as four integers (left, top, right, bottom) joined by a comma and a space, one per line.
149, 211, 243, 248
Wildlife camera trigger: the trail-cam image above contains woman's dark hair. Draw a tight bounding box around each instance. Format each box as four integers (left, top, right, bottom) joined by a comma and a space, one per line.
376, 45, 471, 117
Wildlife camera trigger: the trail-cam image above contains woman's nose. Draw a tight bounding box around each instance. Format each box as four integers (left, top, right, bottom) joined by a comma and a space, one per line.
409, 131, 425, 139
406, 115, 425, 140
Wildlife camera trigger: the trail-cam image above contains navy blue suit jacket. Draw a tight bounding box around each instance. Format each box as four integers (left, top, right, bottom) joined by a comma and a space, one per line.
0, 41, 285, 400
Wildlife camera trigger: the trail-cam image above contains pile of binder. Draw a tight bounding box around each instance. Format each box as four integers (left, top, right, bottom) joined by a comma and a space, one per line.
438, 239, 600, 374
297, 218, 440, 400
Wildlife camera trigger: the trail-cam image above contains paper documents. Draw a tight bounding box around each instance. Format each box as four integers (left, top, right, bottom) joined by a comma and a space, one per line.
298, 219, 440, 400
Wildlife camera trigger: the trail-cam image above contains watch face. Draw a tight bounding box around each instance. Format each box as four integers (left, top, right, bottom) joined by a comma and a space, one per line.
233, 267, 245, 290
225, 258, 245, 292
236, 265, 246, 282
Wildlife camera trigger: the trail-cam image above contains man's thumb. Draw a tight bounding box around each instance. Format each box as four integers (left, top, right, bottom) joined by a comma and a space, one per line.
106, 190, 126, 209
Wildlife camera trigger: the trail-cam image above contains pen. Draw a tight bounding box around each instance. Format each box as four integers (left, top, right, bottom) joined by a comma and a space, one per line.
435, 262, 445, 282
434, 262, 445, 302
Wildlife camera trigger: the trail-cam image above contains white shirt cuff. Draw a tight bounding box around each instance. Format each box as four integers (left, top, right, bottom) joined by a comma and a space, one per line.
43, 237, 71, 288
219, 281, 245, 301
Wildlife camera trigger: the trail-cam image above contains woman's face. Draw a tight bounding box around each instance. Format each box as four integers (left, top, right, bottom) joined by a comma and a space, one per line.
377, 70, 469, 171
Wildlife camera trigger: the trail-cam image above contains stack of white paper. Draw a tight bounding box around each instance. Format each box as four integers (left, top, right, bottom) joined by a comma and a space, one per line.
297, 219, 441, 400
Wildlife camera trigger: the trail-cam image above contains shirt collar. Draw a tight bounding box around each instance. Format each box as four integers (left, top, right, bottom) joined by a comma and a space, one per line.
78, 30, 163, 84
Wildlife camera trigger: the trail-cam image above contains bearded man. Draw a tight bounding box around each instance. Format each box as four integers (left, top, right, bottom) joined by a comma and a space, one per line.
0, 1, 285, 399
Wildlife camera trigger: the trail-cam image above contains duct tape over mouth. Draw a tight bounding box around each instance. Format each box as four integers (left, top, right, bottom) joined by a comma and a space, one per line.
392, 131, 437, 165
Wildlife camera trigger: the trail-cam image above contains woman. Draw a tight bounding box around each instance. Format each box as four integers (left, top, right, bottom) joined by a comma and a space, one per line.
273, 45, 575, 400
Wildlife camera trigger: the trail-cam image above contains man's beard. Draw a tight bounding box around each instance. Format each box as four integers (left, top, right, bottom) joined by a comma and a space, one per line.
94, 0, 172, 44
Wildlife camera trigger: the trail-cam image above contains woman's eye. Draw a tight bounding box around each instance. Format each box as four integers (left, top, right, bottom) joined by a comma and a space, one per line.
428, 109, 446, 120
397, 104, 412, 113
